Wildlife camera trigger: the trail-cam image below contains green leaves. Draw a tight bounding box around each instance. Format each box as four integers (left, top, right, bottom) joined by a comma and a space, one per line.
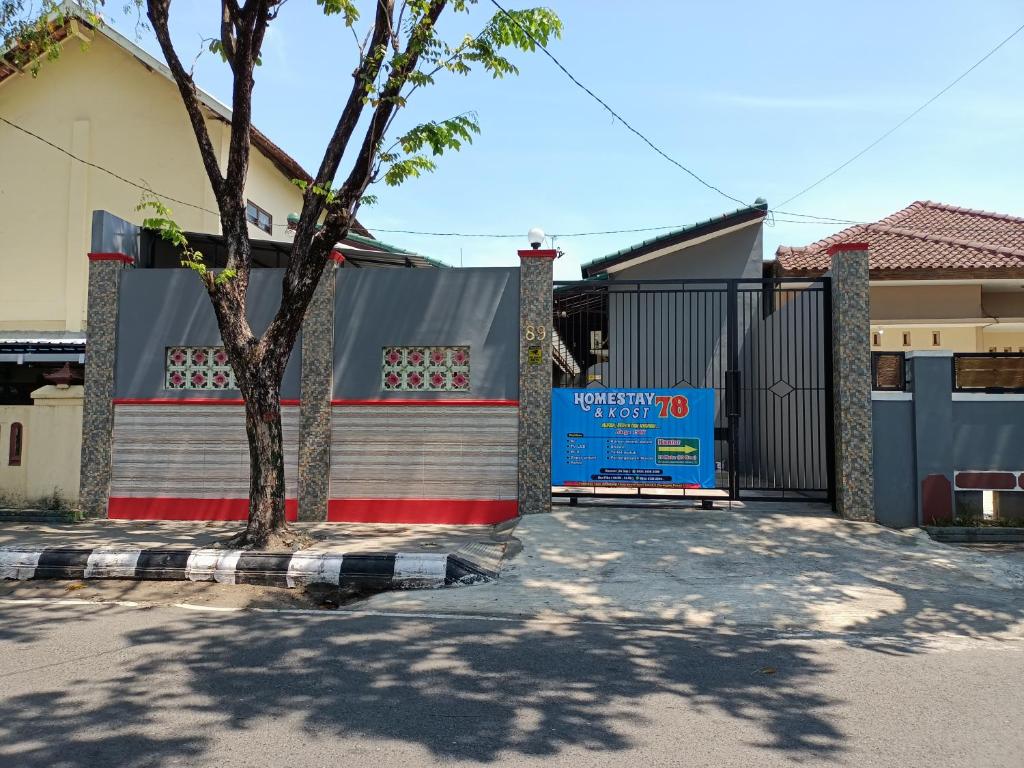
2, 0, 102, 76
137, 195, 235, 287
379, 113, 480, 187
463, 7, 563, 78
360, 4, 561, 191
317, 0, 360, 26
382, 154, 436, 187
399, 113, 480, 156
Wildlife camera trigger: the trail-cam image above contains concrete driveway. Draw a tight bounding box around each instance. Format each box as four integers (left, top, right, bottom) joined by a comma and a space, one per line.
364, 500, 1024, 641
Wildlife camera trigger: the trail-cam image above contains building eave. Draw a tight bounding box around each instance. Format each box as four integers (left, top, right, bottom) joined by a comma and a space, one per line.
582, 203, 767, 278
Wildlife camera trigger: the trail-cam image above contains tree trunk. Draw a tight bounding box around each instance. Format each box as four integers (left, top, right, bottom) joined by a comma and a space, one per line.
238, 368, 288, 548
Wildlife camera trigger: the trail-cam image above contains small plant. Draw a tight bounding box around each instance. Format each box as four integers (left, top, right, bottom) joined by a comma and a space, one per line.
929, 513, 1024, 528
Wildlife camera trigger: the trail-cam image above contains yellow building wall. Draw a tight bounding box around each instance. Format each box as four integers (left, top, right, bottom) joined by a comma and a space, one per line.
871, 325, 980, 353
0, 406, 32, 502
870, 284, 983, 323
869, 284, 1024, 352
0, 386, 83, 505
981, 331, 1024, 352
0, 32, 304, 334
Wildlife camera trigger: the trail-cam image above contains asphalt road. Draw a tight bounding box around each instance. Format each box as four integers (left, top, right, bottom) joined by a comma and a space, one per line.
1, 598, 1022, 767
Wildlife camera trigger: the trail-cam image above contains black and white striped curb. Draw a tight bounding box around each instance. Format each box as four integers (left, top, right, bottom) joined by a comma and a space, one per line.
0, 548, 494, 589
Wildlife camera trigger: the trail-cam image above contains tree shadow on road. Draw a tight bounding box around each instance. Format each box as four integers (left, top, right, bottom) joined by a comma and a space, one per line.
2, 504, 1022, 765
0, 608, 845, 766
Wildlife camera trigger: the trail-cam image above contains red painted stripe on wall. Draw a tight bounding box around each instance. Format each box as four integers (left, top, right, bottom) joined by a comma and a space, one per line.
331, 399, 518, 407
113, 398, 301, 406
327, 499, 518, 525
955, 471, 1019, 490
88, 252, 134, 263
108, 497, 299, 521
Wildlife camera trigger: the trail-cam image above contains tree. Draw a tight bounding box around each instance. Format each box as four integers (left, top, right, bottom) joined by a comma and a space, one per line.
3, 0, 560, 547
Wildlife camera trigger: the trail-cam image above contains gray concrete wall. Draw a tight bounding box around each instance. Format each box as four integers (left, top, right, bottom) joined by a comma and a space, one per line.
114, 269, 301, 399
872, 399, 917, 528
333, 267, 520, 400
952, 400, 1024, 470
613, 223, 763, 281
91, 210, 139, 260
871, 356, 1024, 527
595, 223, 762, 392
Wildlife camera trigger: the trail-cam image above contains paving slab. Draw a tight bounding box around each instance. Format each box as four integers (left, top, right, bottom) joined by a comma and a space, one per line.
361, 500, 1024, 638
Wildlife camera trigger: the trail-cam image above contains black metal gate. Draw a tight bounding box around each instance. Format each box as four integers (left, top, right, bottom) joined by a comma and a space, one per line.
552, 278, 834, 503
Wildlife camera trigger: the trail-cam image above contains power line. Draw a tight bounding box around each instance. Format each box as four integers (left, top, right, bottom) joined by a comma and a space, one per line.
0, 113, 869, 242
488, 0, 750, 208
368, 218, 857, 238
0, 116, 220, 217
777, 20, 1024, 208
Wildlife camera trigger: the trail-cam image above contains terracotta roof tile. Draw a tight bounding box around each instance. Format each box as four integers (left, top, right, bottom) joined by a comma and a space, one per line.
775, 201, 1024, 279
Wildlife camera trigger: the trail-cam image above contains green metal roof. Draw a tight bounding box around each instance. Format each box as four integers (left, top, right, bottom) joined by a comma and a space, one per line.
580, 201, 768, 278
344, 231, 450, 268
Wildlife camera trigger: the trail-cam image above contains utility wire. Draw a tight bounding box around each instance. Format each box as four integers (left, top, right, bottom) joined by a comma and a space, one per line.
490, 0, 1023, 223
0, 114, 867, 241
488, 0, 750, 208
0, 116, 220, 217
777, 19, 1024, 208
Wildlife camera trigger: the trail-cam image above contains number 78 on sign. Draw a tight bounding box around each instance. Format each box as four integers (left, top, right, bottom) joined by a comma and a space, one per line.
655, 395, 690, 419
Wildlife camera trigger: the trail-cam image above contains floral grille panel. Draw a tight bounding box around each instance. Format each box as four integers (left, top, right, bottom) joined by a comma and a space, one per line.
382, 346, 470, 391
165, 346, 237, 390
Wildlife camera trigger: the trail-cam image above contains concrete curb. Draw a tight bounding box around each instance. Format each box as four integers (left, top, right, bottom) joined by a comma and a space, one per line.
924, 526, 1024, 544
0, 548, 496, 590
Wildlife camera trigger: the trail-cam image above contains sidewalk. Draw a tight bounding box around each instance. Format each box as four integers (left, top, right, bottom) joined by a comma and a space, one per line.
361, 501, 1024, 638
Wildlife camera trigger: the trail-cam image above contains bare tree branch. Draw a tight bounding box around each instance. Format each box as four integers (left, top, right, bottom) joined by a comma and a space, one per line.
146, 0, 226, 204
340, 1, 446, 201
289, 0, 394, 258
260, 1, 446, 359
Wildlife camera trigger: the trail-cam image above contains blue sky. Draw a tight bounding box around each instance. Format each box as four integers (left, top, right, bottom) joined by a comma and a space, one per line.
105, 1, 1024, 280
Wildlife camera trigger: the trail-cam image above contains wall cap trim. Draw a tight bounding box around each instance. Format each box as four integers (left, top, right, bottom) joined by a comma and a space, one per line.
826, 242, 869, 255
113, 398, 302, 406
906, 350, 954, 358
872, 391, 913, 401
87, 252, 134, 264
518, 249, 558, 260
952, 392, 1024, 401
331, 398, 518, 407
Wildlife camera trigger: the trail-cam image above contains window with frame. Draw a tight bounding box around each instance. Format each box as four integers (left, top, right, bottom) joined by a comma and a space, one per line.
246, 200, 272, 234
871, 331, 881, 347
902, 332, 912, 347
931, 331, 942, 347
382, 346, 470, 391
8, 422, 23, 466
166, 347, 236, 390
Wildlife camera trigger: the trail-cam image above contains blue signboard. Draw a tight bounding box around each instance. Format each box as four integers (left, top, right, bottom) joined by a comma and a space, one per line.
552, 388, 716, 489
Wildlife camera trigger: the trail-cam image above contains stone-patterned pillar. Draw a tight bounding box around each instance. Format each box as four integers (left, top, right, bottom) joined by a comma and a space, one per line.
828, 242, 875, 521
517, 248, 556, 515
79, 253, 132, 517
297, 255, 340, 521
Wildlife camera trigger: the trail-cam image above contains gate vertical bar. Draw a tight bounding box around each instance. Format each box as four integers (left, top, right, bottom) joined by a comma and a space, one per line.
726, 281, 740, 500
822, 277, 837, 508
